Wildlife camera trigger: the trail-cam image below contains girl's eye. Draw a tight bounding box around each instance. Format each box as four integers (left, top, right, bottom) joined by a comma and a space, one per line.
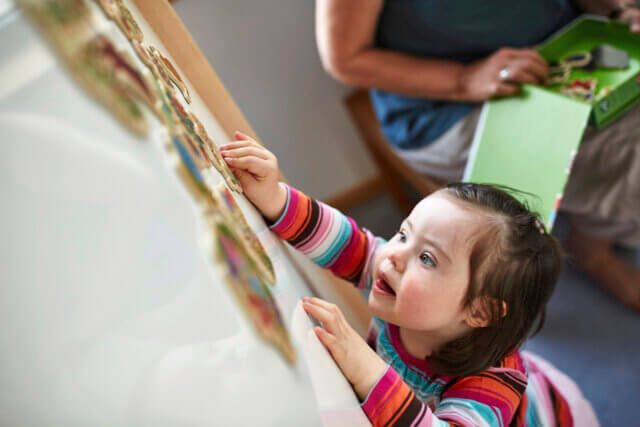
397, 230, 407, 242
420, 252, 435, 267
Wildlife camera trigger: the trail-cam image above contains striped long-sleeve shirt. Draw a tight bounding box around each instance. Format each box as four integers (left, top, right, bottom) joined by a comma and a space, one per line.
270, 184, 573, 426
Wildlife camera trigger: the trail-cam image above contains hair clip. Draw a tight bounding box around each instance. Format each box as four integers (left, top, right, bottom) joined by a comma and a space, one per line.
534, 219, 546, 235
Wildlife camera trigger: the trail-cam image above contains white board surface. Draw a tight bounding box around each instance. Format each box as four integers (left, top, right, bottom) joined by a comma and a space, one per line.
0, 6, 367, 426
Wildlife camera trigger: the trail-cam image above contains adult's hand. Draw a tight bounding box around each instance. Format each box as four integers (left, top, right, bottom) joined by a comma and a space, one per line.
458, 48, 549, 101
617, 4, 640, 33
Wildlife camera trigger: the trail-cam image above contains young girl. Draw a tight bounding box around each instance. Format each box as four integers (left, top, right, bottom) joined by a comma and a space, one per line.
221, 132, 598, 426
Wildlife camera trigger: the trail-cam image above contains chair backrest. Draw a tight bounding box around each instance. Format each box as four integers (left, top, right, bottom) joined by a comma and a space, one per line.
344, 90, 442, 209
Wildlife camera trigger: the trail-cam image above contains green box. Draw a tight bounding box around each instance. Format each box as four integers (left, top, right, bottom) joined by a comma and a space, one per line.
537, 15, 640, 128
464, 16, 640, 231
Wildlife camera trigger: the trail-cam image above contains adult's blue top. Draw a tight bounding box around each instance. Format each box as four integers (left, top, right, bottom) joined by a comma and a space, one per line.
370, 0, 579, 150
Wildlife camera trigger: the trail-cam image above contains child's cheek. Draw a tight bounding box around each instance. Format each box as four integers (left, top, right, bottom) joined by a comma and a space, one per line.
398, 276, 430, 314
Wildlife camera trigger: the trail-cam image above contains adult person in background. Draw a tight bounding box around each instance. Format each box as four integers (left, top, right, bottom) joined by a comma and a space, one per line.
316, 0, 640, 311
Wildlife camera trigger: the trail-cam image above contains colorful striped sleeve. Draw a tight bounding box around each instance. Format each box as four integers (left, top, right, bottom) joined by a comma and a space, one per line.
361, 366, 445, 427
360, 365, 528, 427
435, 368, 527, 426
269, 184, 382, 287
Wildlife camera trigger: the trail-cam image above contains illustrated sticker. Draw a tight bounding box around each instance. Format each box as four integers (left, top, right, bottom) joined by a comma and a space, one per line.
189, 111, 243, 192
22, 0, 94, 55
94, 0, 118, 19
72, 35, 149, 135
113, 0, 143, 43
158, 52, 191, 104
131, 40, 156, 72
213, 183, 276, 287
147, 45, 191, 104
213, 214, 294, 363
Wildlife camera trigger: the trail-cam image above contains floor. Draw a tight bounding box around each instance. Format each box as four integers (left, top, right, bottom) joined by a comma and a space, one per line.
344, 192, 640, 426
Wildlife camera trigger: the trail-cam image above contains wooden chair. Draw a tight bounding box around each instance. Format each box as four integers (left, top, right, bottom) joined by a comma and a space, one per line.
344, 90, 442, 214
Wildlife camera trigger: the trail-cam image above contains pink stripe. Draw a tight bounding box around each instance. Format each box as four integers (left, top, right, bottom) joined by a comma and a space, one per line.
448, 386, 516, 416
411, 404, 432, 427
329, 217, 361, 273
522, 351, 594, 427
298, 205, 333, 254
386, 325, 450, 383
362, 367, 402, 420
372, 378, 403, 420
357, 232, 379, 289
434, 410, 475, 425
531, 373, 556, 426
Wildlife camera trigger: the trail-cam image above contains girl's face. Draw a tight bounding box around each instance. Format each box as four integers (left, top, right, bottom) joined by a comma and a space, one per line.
370, 193, 482, 339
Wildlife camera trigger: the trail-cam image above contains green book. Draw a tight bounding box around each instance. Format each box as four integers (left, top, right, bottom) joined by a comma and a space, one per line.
463, 85, 591, 230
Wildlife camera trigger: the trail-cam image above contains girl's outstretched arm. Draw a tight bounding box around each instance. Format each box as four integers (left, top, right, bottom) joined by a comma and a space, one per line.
268, 183, 384, 287
221, 132, 384, 288
220, 131, 288, 221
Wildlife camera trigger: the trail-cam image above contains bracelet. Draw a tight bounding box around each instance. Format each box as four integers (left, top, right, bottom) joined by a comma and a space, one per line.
609, 2, 638, 19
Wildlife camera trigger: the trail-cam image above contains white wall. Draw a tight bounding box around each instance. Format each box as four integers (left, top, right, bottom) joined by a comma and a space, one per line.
173, 0, 377, 201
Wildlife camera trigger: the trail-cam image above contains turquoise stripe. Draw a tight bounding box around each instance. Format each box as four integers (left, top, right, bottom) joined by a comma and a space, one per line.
438, 398, 500, 426
269, 184, 291, 229
377, 325, 448, 402
525, 383, 544, 426
311, 212, 352, 267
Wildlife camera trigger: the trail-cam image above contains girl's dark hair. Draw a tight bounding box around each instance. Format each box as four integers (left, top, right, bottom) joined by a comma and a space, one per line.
426, 182, 563, 377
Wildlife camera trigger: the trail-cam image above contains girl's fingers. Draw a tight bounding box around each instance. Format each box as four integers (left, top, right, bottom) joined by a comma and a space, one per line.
220, 140, 257, 151
303, 297, 343, 315
303, 299, 338, 332
223, 155, 269, 174
234, 130, 253, 141
314, 326, 337, 349
221, 146, 269, 160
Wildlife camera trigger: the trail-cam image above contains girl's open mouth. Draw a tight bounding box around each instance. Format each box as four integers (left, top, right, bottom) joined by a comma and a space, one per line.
372, 277, 396, 297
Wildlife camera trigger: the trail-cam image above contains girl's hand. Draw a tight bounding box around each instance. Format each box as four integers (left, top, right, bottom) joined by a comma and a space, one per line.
302, 297, 388, 401
458, 47, 549, 101
220, 131, 287, 221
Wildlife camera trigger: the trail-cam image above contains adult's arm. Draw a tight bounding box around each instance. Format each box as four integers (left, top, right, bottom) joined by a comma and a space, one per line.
572, 0, 632, 14
315, 0, 549, 102
572, 0, 640, 32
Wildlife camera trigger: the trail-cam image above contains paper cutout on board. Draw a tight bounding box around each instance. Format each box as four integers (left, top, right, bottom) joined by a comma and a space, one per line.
112, 0, 143, 42
21, 0, 148, 135
74, 34, 149, 135
213, 183, 276, 286
148, 45, 191, 104
21, 0, 287, 361
189, 112, 243, 192
212, 213, 295, 363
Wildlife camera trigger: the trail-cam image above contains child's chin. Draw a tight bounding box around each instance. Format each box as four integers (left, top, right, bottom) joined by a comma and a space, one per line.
368, 294, 393, 320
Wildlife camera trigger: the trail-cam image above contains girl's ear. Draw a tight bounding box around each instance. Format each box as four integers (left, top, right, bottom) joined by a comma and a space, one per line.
464, 297, 508, 328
